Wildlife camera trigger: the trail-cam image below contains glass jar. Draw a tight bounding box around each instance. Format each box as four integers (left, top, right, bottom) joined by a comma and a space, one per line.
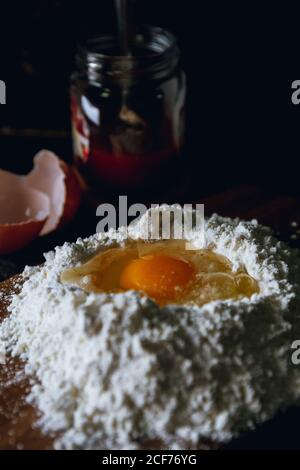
71, 25, 186, 198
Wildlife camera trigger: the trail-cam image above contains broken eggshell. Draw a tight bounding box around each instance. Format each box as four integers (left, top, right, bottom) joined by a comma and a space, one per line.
26, 150, 82, 235
0, 169, 50, 255
0, 150, 82, 254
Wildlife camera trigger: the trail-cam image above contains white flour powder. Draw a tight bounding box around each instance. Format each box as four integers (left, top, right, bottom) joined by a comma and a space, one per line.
1, 207, 300, 449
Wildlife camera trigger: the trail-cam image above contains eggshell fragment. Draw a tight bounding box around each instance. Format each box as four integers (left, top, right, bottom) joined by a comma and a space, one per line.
0, 169, 50, 255
26, 150, 82, 235
57, 163, 82, 230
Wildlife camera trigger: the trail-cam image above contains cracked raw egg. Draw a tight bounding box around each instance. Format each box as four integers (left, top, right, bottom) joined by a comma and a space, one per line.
61, 240, 259, 307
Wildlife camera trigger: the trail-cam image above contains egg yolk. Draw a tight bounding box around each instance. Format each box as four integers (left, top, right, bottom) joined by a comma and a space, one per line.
60, 240, 259, 307
120, 255, 194, 302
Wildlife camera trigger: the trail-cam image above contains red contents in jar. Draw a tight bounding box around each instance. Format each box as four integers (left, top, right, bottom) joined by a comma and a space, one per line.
71, 91, 181, 193
88, 145, 177, 189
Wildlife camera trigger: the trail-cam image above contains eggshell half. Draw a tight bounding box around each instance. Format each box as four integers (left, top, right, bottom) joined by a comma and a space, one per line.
0, 169, 50, 255
26, 150, 82, 235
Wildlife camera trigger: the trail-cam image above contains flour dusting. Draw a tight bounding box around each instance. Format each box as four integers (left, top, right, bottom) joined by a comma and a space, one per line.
1, 207, 300, 449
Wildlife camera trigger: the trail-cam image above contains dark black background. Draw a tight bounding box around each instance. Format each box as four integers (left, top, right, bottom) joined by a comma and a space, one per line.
1, 1, 300, 450
0, 1, 299, 196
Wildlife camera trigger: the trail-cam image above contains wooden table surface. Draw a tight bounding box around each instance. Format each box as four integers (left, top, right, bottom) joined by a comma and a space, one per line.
1, 184, 300, 450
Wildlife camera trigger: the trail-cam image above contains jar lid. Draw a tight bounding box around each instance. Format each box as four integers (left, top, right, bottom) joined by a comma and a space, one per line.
76, 25, 180, 83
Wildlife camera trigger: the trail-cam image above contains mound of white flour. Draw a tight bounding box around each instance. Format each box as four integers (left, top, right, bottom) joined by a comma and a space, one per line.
1, 208, 300, 449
